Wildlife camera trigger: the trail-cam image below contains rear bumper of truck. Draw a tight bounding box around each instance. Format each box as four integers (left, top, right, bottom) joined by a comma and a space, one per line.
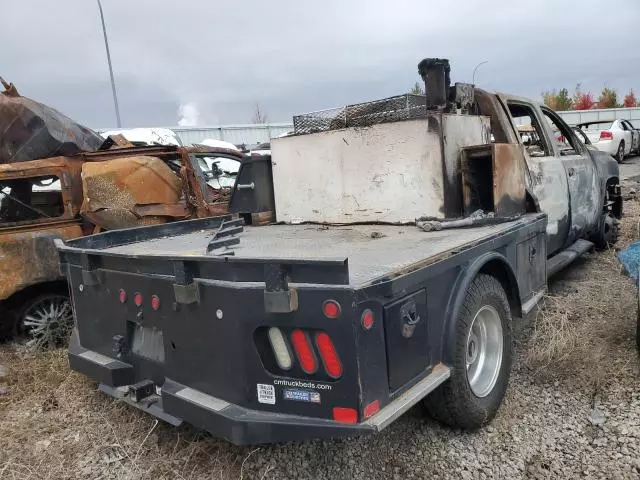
68, 332, 375, 445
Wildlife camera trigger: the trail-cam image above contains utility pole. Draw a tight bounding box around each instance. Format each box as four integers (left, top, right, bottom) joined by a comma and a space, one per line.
97, 0, 121, 127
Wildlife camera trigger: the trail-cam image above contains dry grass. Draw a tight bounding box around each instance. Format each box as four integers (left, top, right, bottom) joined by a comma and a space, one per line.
0, 347, 254, 479
524, 200, 640, 393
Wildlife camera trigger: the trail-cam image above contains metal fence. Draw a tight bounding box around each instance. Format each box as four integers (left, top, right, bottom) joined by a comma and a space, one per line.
171, 123, 293, 146
557, 107, 640, 126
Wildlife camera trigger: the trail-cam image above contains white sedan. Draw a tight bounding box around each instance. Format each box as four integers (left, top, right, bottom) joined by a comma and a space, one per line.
576, 120, 640, 162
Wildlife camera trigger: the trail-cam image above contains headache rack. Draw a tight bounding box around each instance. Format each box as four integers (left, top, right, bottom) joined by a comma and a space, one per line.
293, 94, 428, 135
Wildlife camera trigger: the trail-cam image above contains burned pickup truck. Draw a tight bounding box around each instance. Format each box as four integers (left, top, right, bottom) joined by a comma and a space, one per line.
56, 59, 620, 445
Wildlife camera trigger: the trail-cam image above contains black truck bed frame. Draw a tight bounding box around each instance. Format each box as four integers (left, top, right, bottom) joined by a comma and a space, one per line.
56, 213, 547, 444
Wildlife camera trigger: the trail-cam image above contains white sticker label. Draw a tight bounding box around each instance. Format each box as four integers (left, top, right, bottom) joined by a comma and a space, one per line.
257, 383, 276, 404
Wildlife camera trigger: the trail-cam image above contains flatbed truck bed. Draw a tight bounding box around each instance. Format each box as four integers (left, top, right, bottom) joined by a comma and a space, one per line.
102, 220, 541, 287
57, 213, 547, 445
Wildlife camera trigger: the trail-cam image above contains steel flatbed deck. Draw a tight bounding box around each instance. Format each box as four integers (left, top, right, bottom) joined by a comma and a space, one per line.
100, 217, 540, 287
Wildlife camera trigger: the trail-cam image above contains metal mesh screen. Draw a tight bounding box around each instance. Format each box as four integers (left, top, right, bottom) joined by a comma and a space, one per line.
293, 94, 428, 135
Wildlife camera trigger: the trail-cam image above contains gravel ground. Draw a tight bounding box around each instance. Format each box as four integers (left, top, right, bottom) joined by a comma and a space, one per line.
1, 202, 639, 480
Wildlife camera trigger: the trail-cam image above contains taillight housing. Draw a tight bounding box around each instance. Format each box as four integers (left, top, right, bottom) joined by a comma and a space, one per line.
258, 327, 343, 380
600, 130, 613, 140
118, 289, 127, 304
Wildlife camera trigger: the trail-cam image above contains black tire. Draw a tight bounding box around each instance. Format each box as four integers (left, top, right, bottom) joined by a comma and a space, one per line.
615, 141, 625, 163
424, 274, 513, 429
592, 213, 620, 250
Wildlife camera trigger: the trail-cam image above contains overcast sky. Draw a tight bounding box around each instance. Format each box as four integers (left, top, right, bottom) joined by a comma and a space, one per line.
3, 0, 639, 128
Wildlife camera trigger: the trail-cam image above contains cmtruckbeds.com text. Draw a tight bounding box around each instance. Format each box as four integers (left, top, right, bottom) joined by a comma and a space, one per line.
273, 379, 333, 390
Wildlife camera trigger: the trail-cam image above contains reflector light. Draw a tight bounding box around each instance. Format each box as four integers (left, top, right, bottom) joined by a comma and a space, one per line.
268, 327, 293, 370
322, 300, 341, 319
600, 130, 613, 140
363, 400, 380, 419
315, 332, 343, 378
134, 292, 143, 307
291, 329, 318, 374
332, 407, 358, 424
118, 289, 127, 304
151, 295, 161, 310
361, 309, 374, 330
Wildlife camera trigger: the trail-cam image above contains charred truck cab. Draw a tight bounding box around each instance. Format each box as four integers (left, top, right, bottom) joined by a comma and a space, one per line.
57, 59, 617, 445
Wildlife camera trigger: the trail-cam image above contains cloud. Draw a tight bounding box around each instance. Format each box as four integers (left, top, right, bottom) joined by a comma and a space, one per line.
1, 0, 638, 128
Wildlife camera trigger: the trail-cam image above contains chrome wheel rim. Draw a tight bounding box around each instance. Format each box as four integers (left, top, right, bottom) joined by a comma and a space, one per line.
22, 296, 73, 349
466, 305, 503, 398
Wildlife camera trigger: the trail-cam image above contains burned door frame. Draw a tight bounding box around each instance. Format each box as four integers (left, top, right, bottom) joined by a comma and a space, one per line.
498, 97, 570, 256
539, 106, 599, 243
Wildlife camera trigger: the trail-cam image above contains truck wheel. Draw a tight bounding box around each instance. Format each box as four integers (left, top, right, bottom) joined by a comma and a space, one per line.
615, 141, 625, 163
19, 294, 73, 350
424, 274, 512, 429
592, 213, 620, 250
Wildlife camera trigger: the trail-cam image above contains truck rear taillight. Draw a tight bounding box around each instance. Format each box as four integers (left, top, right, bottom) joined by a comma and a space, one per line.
268, 327, 293, 370
600, 130, 613, 140
259, 327, 344, 380
118, 289, 127, 303
315, 332, 343, 378
291, 329, 318, 374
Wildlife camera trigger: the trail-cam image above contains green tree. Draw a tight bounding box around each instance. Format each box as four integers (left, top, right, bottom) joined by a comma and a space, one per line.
597, 87, 619, 108
409, 82, 424, 95
555, 88, 573, 110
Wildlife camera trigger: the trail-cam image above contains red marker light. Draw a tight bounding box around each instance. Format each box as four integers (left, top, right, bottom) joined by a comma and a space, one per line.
118, 289, 127, 304
332, 407, 358, 424
134, 292, 143, 307
151, 295, 161, 311
363, 400, 380, 419
322, 300, 341, 319
361, 309, 374, 330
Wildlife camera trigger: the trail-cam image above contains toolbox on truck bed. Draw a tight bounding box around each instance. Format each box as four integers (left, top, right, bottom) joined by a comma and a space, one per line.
56, 212, 547, 445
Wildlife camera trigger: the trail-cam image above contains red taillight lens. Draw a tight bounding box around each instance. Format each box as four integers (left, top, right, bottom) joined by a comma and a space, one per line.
134, 292, 143, 307
118, 289, 127, 304
333, 407, 358, 424
151, 295, 161, 310
315, 332, 343, 378
322, 300, 341, 319
600, 130, 613, 140
291, 329, 318, 374
361, 309, 374, 330
363, 400, 380, 419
